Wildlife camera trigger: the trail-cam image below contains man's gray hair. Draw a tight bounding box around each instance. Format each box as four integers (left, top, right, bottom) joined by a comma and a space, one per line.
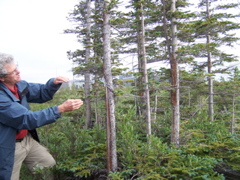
0, 53, 14, 77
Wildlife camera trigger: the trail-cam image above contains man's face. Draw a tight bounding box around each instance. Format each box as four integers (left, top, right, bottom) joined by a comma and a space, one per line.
0, 63, 21, 87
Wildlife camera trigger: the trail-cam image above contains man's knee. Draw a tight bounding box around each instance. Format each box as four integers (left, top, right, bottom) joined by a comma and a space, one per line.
33, 155, 56, 170
40, 155, 56, 167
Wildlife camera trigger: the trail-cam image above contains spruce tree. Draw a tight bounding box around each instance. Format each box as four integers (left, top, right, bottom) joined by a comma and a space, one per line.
184, 0, 240, 121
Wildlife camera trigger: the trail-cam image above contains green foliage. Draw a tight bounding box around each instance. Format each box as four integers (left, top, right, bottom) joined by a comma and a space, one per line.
38, 118, 107, 179
18, 0, 240, 178
22, 86, 240, 179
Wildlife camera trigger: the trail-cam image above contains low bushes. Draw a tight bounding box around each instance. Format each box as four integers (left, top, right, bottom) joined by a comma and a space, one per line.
19, 88, 240, 179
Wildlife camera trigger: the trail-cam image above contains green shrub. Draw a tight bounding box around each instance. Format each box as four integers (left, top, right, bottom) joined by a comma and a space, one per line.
19, 88, 240, 180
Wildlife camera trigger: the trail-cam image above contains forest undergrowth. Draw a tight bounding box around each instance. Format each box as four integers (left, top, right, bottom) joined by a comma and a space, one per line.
20, 87, 240, 180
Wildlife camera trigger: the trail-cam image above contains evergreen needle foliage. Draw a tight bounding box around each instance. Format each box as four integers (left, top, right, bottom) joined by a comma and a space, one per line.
19, 86, 240, 179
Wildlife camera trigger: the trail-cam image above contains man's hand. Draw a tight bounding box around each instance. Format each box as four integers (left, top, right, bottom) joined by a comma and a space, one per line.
53, 76, 70, 85
58, 99, 83, 113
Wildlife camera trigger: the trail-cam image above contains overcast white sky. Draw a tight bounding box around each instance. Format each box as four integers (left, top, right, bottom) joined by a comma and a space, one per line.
1, 0, 239, 83
0, 0, 80, 83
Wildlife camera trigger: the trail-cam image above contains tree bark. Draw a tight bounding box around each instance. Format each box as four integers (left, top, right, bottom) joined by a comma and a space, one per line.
170, 0, 180, 146
84, 0, 92, 128
206, 0, 214, 121
140, 2, 151, 136
231, 94, 236, 134
103, 1, 117, 172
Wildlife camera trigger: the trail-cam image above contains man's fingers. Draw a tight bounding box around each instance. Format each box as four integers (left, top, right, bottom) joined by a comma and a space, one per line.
54, 76, 70, 84
58, 99, 83, 113
71, 99, 83, 110
65, 99, 83, 111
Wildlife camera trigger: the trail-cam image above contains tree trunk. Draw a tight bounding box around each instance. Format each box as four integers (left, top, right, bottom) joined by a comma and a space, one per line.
103, 1, 117, 172
231, 94, 236, 134
93, 0, 104, 125
84, 0, 92, 128
140, 2, 151, 136
170, 0, 180, 146
206, 0, 214, 121
153, 94, 158, 121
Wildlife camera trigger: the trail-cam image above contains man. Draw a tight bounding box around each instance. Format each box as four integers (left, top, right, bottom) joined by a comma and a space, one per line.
0, 53, 83, 180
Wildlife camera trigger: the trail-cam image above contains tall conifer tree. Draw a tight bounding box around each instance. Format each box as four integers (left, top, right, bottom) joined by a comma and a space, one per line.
182, 0, 240, 121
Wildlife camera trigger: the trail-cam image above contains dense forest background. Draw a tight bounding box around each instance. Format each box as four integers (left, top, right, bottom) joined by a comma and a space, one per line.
21, 0, 240, 179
